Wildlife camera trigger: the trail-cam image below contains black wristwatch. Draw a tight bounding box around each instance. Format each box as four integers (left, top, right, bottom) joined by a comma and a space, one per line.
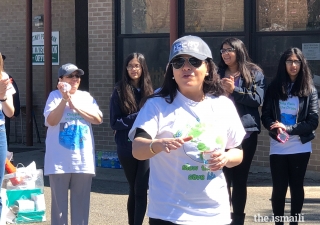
0, 96, 7, 102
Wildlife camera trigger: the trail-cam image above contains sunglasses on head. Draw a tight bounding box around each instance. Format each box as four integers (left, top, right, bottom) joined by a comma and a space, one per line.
65, 74, 81, 79
171, 57, 204, 69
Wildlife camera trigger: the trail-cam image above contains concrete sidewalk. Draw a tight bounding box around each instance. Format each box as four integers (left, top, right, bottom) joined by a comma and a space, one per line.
6, 144, 320, 225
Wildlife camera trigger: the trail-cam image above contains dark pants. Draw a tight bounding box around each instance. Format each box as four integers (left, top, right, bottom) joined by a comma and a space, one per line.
149, 218, 230, 225
270, 152, 310, 225
223, 132, 258, 215
118, 154, 149, 225
149, 218, 177, 225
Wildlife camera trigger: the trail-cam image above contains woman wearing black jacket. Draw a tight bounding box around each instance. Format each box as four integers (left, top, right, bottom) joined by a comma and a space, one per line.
261, 47, 318, 225
109, 52, 153, 225
218, 37, 265, 225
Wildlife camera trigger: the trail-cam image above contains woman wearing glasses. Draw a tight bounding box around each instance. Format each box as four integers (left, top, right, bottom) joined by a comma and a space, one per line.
261, 48, 318, 225
129, 36, 246, 225
44, 63, 103, 225
109, 52, 153, 225
218, 37, 265, 225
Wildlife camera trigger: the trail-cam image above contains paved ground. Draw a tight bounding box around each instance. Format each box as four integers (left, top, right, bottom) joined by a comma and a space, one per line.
5, 143, 320, 225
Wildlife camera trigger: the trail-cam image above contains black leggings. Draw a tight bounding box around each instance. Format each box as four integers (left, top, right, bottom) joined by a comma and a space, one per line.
223, 132, 258, 215
149, 218, 177, 225
118, 154, 149, 225
149, 218, 230, 225
270, 152, 310, 225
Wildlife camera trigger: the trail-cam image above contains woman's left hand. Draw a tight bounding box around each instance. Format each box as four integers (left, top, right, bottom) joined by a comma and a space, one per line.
270, 120, 286, 132
206, 151, 229, 171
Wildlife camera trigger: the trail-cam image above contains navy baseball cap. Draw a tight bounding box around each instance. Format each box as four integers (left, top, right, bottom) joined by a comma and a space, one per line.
58, 63, 84, 77
168, 35, 212, 62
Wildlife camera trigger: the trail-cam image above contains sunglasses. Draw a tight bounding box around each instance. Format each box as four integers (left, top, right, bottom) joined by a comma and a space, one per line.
65, 74, 81, 79
171, 57, 204, 69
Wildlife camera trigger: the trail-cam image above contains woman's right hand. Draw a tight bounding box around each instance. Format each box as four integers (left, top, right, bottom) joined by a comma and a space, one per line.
155, 136, 193, 153
57, 82, 71, 102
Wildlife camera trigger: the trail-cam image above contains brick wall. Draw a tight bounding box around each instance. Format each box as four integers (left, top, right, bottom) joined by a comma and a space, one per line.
0, 0, 75, 144
88, 0, 115, 151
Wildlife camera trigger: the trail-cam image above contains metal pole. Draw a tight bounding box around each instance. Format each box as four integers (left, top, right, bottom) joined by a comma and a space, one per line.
26, 0, 33, 146
170, 0, 178, 46
44, 0, 52, 99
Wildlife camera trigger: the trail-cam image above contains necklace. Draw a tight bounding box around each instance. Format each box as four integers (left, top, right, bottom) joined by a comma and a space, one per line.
186, 95, 205, 122
226, 70, 240, 79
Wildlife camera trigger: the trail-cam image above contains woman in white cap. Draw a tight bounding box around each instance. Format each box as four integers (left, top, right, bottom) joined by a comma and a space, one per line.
128, 36, 245, 225
43, 63, 103, 225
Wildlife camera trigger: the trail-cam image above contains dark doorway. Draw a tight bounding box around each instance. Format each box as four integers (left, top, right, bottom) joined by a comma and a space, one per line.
75, 0, 89, 91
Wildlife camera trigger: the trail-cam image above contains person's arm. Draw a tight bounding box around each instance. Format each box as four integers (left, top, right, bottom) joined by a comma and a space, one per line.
70, 106, 102, 124
46, 98, 68, 126
1, 94, 14, 118
231, 71, 265, 107
132, 136, 193, 160
0, 78, 14, 118
261, 86, 277, 133
205, 147, 243, 171
109, 88, 138, 130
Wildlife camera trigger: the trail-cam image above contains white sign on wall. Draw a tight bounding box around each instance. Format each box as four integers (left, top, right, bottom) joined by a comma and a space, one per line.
302, 43, 320, 60
32, 31, 59, 65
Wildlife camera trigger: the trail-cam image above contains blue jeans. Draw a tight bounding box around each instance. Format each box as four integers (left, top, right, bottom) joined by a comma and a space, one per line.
0, 123, 8, 218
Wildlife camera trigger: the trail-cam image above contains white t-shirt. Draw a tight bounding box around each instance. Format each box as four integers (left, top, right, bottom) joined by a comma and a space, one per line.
0, 72, 16, 125
43, 90, 102, 175
270, 96, 311, 155
129, 91, 245, 225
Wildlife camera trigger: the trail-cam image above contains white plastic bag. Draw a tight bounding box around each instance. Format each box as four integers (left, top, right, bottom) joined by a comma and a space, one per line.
2, 161, 46, 223
0, 188, 8, 225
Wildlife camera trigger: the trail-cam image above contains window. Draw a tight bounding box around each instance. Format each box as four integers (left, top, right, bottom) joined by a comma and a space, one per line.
185, 0, 244, 32
257, 0, 320, 31
121, 0, 170, 34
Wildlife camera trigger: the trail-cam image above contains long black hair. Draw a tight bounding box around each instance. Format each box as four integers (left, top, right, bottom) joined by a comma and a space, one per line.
117, 52, 153, 114
218, 37, 262, 88
269, 47, 313, 100
142, 57, 225, 105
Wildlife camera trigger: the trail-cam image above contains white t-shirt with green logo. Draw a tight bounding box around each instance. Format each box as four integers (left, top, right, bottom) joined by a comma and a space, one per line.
129, 91, 245, 225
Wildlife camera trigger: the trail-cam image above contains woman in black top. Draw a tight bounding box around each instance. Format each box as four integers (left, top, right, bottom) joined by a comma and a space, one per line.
109, 52, 153, 225
218, 37, 265, 225
261, 48, 318, 225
